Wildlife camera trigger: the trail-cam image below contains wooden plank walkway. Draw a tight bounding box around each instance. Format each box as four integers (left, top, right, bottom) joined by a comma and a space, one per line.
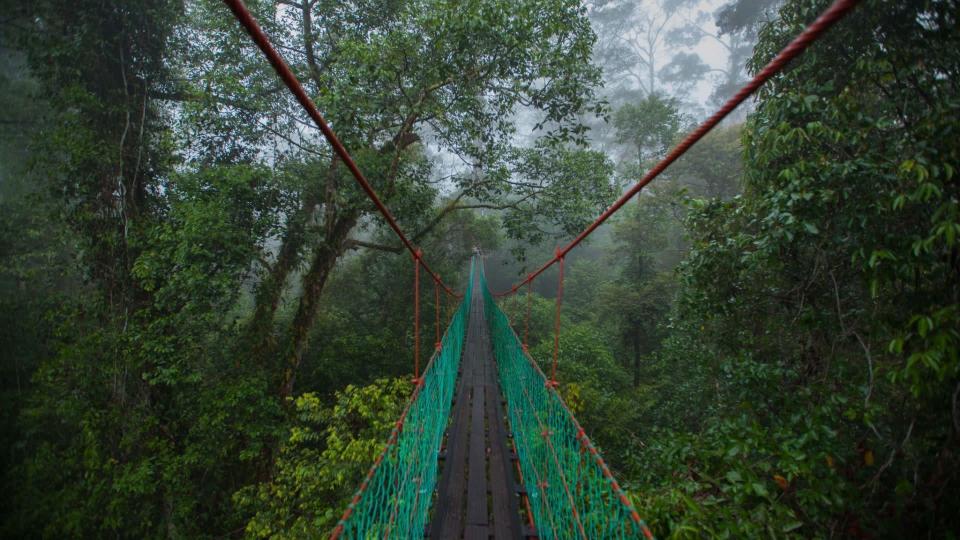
430, 273, 525, 539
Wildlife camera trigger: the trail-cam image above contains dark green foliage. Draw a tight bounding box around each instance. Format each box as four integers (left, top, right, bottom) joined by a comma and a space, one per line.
7, 166, 288, 537
2, 0, 958, 537
609, 0, 960, 537
1, 0, 611, 534
489, 1, 959, 538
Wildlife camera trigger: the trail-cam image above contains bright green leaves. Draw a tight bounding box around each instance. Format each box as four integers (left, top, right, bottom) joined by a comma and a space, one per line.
237, 378, 411, 539
891, 306, 960, 398
736, 0, 960, 407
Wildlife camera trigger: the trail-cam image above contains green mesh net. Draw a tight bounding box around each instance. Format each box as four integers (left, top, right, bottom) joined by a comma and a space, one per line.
331, 259, 475, 539
480, 263, 653, 540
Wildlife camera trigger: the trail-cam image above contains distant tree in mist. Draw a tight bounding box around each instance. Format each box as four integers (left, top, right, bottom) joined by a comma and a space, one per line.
613, 92, 684, 167
588, 0, 771, 110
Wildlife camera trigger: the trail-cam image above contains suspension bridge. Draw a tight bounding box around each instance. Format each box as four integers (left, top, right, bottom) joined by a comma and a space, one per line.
222, 0, 861, 537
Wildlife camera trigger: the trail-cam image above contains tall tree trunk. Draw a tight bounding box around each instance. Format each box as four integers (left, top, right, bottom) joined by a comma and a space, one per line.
279, 212, 357, 398
246, 186, 320, 357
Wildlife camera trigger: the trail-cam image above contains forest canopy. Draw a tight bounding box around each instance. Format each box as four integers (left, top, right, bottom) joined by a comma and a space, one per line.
1, 0, 958, 538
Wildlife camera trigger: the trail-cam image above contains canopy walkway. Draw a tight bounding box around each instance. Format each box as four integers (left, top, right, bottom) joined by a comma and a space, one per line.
332, 257, 651, 539
220, 0, 862, 536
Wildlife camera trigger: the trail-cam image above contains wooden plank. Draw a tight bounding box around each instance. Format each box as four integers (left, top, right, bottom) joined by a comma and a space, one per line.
466, 379, 487, 526
486, 382, 522, 539
465, 524, 490, 540
431, 361, 471, 537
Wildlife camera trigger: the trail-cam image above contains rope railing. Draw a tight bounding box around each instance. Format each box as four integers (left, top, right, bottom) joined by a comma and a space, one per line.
330, 259, 476, 539
480, 261, 654, 539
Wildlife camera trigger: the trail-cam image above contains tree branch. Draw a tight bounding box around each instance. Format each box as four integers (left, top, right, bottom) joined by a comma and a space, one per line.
344, 239, 403, 253
254, 118, 326, 157
300, 0, 325, 90
345, 196, 522, 255
148, 86, 284, 111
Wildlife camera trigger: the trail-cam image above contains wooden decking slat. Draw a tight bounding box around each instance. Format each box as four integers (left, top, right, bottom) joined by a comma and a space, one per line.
467, 380, 488, 525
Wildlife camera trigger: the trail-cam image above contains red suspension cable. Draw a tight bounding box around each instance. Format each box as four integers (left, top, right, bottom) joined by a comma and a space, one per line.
222, 0, 460, 298
434, 277, 441, 350
413, 249, 421, 381
493, 0, 861, 295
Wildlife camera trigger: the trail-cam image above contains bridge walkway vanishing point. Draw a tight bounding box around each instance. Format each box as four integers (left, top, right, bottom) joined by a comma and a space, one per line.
430, 268, 527, 539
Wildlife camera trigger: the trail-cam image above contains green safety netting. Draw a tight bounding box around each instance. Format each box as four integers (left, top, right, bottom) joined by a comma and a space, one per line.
480, 263, 653, 540
331, 259, 475, 539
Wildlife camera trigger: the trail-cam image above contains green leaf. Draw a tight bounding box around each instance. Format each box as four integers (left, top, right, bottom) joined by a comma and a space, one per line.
751, 482, 769, 497
783, 521, 803, 533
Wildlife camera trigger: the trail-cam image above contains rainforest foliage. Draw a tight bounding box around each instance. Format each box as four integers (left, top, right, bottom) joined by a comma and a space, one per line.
0, 0, 958, 538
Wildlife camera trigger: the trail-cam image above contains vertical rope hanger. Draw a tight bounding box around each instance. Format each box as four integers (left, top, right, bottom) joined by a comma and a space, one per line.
524, 277, 533, 352
434, 277, 441, 351
549, 252, 564, 387
413, 249, 422, 382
